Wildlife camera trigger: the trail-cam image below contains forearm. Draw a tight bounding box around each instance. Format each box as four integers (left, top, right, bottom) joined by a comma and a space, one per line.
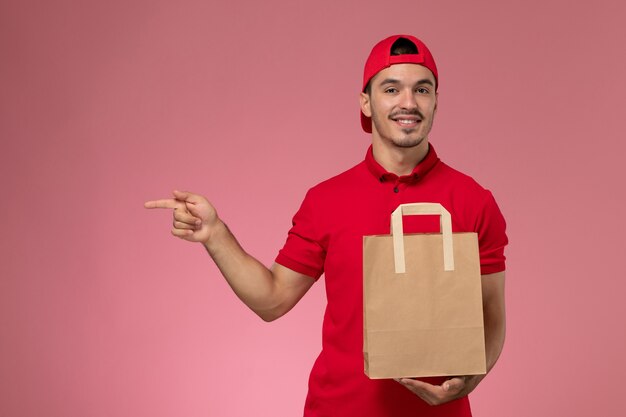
202, 220, 281, 319
483, 302, 506, 373
465, 272, 506, 389
145, 191, 309, 321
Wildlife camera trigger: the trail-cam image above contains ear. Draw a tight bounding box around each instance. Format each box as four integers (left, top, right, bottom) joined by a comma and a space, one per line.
433, 92, 438, 114
360, 91, 372, 118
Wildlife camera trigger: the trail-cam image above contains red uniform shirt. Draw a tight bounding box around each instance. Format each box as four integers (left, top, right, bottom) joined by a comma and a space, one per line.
276, 145, 507, 417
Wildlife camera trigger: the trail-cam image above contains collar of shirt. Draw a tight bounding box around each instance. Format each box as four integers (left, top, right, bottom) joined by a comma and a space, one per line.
364, 144, 440, 184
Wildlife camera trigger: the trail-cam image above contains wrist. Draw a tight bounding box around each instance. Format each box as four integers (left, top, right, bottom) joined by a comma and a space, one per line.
202, 218, 227, 251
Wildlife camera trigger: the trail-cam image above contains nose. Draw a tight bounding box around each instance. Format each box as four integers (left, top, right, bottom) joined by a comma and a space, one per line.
399, 88, 418, 110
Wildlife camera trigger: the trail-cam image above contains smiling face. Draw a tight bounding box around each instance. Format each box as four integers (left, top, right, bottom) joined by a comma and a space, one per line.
360, 63, 438, 151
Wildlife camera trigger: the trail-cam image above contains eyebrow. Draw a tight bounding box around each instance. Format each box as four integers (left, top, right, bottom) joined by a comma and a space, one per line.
379, 78, 434, 87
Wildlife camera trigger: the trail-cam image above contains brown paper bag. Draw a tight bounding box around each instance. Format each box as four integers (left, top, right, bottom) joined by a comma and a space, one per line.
363, 203, 486, 379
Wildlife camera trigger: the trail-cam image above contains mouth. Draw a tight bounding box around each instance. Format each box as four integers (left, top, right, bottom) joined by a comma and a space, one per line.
391, 116, 422, 129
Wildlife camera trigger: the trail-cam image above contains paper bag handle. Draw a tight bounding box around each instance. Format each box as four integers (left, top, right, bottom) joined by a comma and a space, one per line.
391, 203, 454, 273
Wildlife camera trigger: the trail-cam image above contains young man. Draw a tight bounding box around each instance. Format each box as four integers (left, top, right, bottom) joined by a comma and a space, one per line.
145, 34, 507, 416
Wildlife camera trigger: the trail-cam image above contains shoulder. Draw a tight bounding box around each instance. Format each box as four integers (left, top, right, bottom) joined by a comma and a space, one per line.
429, 161, 505, 225
305, 159, 368, 199
433, 161, 491, 196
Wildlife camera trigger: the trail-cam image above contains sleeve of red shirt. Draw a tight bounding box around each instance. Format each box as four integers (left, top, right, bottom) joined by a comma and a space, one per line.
275, 189, 326, 280
477, 191, 508, 275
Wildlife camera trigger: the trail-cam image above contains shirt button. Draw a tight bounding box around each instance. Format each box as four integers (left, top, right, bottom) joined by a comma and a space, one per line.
393, 187, 399, 193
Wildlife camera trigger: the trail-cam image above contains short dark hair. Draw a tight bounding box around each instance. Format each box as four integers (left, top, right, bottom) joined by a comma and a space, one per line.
364, 37, 419, 94
389, 37, 419, 55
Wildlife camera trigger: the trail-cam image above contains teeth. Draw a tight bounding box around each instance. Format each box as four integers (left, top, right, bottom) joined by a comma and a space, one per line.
398, 119, 417, 124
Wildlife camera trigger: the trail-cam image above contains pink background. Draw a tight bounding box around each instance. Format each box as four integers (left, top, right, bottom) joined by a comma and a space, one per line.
1, 0, 625, 416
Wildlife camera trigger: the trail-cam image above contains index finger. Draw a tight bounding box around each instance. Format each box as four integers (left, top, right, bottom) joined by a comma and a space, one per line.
144, 198, 180, 209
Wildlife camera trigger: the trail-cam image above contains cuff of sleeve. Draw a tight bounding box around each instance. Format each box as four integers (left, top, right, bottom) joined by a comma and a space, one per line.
480, 262, 506, 275
275, 253, 323, 280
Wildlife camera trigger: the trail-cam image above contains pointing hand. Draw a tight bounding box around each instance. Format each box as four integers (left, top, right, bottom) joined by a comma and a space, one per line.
144, 190, 219, 243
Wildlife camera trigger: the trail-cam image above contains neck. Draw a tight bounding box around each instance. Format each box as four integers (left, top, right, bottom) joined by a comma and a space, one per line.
371, 139, 429, 176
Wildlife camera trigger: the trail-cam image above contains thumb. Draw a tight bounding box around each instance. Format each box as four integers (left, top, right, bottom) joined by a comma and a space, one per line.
185, 200, 204, 217
172, 189, 191, 200
172, 189, 204, 204
443, 377, 465, 392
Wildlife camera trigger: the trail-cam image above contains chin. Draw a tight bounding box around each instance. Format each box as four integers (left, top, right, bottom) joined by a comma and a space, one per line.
392, 136, 425, 149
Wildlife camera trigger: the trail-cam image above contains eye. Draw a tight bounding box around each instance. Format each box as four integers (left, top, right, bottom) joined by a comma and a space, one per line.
416, 87, 430, 94
384, 87, 398, 93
